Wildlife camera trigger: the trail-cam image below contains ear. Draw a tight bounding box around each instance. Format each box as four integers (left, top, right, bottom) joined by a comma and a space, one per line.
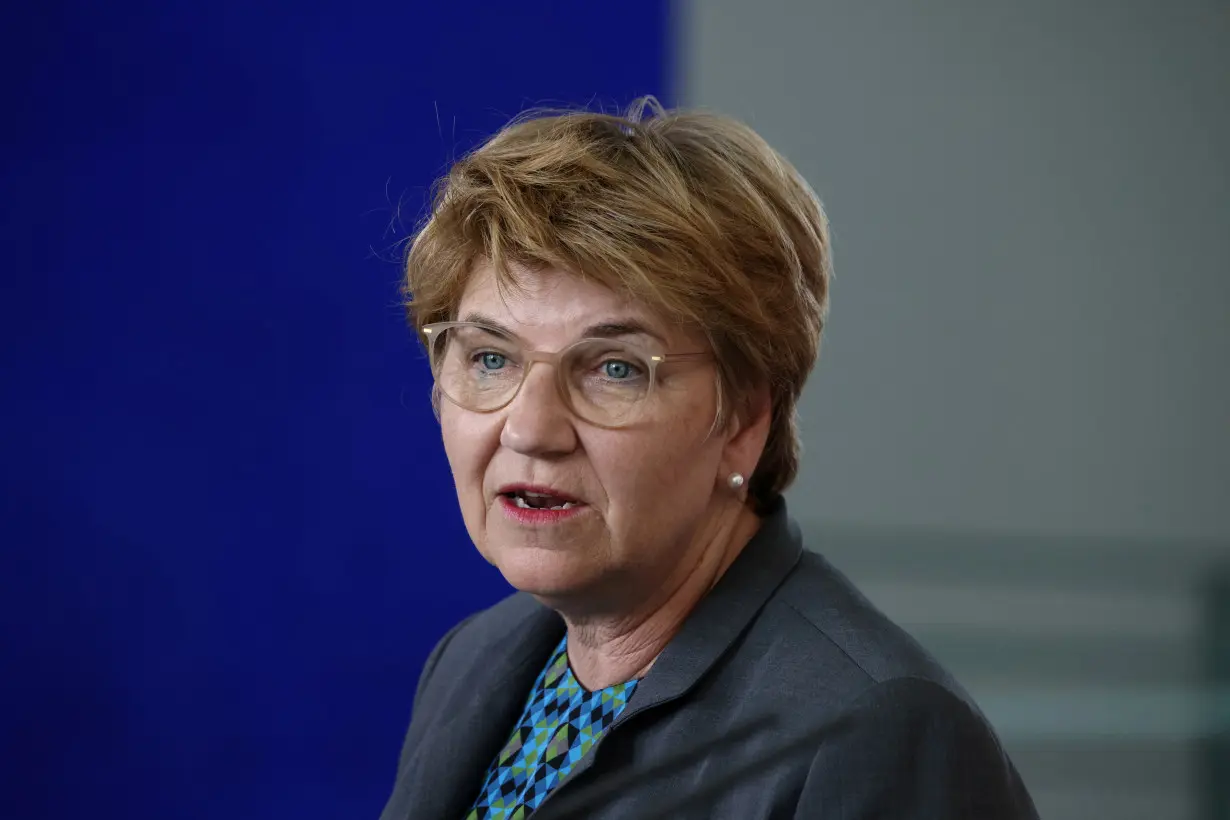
720, 382, 773, 481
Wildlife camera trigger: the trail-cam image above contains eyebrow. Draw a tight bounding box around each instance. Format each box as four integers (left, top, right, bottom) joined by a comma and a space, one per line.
583, 320, 664, 344
459, 312, 666, 345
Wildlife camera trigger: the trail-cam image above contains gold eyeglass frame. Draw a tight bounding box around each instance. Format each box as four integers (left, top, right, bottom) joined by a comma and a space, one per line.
421, 321, 712, 429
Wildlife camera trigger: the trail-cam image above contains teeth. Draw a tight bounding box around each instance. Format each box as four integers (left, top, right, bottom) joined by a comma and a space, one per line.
511, 495, 576, 510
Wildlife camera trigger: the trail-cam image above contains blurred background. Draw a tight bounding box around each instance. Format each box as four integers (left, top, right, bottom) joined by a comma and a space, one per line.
2, 1, 1226, 818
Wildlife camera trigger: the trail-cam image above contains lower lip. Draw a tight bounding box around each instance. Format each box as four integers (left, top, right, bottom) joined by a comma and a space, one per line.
498, 495, 588, 525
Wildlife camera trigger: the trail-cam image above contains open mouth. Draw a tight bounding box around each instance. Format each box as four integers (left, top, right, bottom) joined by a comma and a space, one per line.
500, 488, 583, 511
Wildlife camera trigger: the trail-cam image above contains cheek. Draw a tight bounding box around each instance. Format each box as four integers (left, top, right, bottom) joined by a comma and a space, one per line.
439, 410, 498, 510
596, 414, 722, 516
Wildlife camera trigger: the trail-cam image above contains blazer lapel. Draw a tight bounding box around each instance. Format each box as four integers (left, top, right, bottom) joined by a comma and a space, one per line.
382, 604, 564, 820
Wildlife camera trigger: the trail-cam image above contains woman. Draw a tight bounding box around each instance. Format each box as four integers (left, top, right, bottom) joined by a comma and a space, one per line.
380, 99, 1038, 819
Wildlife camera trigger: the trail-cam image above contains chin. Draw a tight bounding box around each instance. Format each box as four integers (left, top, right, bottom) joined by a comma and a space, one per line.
489, 544, 600, 600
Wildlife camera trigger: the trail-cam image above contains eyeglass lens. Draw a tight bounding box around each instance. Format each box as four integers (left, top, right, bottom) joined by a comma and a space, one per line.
431, 325, 655, 426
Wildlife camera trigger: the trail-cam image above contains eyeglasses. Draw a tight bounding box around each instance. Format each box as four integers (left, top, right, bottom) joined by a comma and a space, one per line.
422, 321, 711, 429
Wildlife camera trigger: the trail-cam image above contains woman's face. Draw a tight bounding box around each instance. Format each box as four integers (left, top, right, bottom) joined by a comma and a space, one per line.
438, 262, 764, 612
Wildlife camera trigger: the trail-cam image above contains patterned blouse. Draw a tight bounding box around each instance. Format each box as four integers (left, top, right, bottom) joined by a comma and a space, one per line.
465, 636, 639, 819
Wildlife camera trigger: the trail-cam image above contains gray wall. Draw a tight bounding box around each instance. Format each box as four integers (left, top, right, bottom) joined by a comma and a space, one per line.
679, 2, 1229, 817
682, 0, 1228, 541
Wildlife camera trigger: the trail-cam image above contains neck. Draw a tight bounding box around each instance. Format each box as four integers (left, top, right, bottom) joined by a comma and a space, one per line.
560, 502, 762, 690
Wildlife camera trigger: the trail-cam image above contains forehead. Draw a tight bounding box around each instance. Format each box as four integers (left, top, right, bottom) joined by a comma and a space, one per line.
457, 262, 679, 344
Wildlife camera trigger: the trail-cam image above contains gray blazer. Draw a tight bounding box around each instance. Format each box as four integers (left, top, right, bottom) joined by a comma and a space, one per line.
380, 502, 1039, 819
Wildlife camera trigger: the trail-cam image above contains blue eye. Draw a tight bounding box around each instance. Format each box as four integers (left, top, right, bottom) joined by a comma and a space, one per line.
602, 360, 635, 380
478, 352, 507, 370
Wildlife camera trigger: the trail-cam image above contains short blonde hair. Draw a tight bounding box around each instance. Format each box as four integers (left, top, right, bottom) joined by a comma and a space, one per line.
404, 98, 831, 513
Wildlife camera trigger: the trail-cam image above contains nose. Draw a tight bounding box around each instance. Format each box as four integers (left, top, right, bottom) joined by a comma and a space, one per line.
499, 362, 579, 457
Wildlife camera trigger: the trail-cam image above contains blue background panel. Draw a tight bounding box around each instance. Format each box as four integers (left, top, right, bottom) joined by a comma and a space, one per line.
1, 3, 668, 817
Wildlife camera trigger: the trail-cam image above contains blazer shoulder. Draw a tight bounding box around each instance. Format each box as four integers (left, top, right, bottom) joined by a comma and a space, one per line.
426, 592, 547, 670
415, 591, 560, 702
795, 676, 1039, 819
768, 549, 961, 692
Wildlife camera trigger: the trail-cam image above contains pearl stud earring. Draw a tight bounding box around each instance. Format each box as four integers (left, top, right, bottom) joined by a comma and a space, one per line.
728, 472, 745, 490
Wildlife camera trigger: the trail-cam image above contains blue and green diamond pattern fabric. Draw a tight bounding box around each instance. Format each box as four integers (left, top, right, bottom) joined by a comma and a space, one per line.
465, 637, 639, 819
